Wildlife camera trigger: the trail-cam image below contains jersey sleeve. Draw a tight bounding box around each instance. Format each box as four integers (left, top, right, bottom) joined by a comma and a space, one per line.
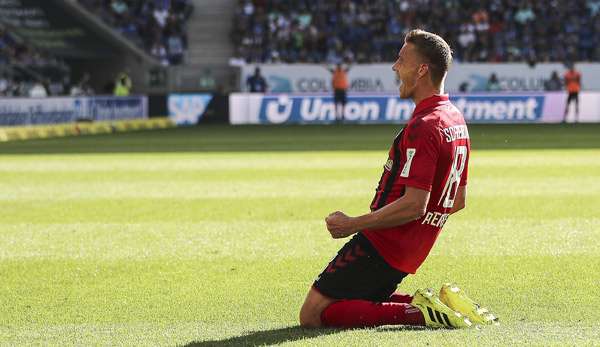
396, 120, 440, 191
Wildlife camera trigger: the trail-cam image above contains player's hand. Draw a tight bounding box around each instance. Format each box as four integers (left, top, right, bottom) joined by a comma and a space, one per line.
325, 211, 358, 239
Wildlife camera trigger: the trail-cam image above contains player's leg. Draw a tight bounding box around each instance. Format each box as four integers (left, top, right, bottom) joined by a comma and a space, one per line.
299, 233, 362, 328
320, 298, 425, 328
320, 285, 471, 328
300, 233, 426, 328
563, 96, 569, 122
388, 291, 413, 303
299, 286, 335, 328
334, 90, 342, 121
340, 91, 347, 122
574, 93, 579, 122
564, 93, 574, 122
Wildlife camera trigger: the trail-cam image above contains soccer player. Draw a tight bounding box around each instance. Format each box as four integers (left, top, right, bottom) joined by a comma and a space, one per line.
299, 29, 497, 329
563, 64, 581, 123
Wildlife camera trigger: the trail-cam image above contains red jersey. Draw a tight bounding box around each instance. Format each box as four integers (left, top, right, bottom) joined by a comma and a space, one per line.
363, 94, 470, 274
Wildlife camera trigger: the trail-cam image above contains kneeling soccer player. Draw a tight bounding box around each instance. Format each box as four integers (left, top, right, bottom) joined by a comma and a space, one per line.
299, 29, 497, 329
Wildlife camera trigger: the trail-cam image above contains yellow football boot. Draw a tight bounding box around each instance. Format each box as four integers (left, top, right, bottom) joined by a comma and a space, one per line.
439, 283, 499, 326
411, 288, 472, 329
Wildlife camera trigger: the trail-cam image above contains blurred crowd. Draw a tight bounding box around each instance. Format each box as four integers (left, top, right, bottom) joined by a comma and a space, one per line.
0, 28, 72, 97
78, 0, 194, 66
232, 0, 600, 64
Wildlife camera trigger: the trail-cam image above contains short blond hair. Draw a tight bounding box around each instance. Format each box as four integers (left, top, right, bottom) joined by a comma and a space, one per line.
405, 29, 453, 85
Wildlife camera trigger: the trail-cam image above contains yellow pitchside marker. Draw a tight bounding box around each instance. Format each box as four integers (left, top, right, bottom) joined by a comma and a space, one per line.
0, 118, 175, 142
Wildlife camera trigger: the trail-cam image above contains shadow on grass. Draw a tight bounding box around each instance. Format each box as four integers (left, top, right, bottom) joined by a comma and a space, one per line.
182, 326, 337, 347
183, 324, 428, 346
1, 124, 599, 155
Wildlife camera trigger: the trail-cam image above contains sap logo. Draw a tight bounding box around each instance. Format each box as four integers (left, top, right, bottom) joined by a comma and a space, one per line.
453, 97, 541, 121
265, 95, 293, 123
268, 76, 292, 92
168, 94, 212, 125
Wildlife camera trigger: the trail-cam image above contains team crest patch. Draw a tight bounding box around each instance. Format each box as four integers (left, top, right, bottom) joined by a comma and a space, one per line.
384, 158, 393, 171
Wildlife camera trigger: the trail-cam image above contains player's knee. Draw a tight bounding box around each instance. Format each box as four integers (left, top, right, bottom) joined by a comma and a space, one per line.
298, 304, 321, 328
299, 306, 322, 328
299, 287, 334, 328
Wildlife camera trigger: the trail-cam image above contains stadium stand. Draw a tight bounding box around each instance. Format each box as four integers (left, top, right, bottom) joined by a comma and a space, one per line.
231, 0, 600, 64
77, 0, 194, 66
0, 26, 71, 97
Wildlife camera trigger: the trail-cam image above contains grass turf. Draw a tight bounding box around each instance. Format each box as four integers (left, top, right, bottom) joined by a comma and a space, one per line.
1, 124, 599, 346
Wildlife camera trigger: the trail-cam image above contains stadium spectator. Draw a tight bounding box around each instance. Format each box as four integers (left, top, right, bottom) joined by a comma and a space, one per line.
78, 0, 193, 66
327, 63, 351, 122
246, 67, 268, 92
544, 71, 562, 91
29, 81, 48, 98
151, 39, 169, 66
0, 26, 72, 97
564, 64, 582, 122
199, 68, 217, 91
114, 72, 132, 96
70, 73, 95, 96
486, 73, 501, 92
232, 0, 600, 64
0, 73, 9, 95
153, 3, 170, 28
166, 31, 185, 65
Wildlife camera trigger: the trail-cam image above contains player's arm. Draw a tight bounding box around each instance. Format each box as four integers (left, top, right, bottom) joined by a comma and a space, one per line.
326, 186, 429, 238
450, 185, 467, 214
355, 186, 429, 229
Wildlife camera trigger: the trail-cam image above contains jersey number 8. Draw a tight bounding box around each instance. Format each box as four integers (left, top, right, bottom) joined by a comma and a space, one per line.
438, 146, 468, 209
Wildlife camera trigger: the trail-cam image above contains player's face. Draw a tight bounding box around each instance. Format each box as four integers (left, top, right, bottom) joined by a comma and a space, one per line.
392, 43, 419, 99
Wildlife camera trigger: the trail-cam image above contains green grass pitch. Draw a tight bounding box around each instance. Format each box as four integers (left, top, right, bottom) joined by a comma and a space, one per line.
1, 124, 599, 346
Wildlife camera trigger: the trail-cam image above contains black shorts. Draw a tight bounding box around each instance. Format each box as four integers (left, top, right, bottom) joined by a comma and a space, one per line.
567, 92, 579, 104
313, 233, 408, 302
334, 89, 347, 105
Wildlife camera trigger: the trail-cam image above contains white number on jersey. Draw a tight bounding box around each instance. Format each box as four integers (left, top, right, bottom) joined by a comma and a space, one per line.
438, 145, 467, 208
400, 148, 416, 178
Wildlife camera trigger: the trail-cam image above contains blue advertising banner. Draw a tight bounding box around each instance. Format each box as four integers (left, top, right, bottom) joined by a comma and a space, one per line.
0, 96, 148, 126
230, 93, 565, 124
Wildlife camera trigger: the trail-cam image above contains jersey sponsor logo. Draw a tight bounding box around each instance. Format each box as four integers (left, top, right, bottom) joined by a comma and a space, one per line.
400, 148, 416, 177
384, 158, 393, 171
442, 125, 469, 142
